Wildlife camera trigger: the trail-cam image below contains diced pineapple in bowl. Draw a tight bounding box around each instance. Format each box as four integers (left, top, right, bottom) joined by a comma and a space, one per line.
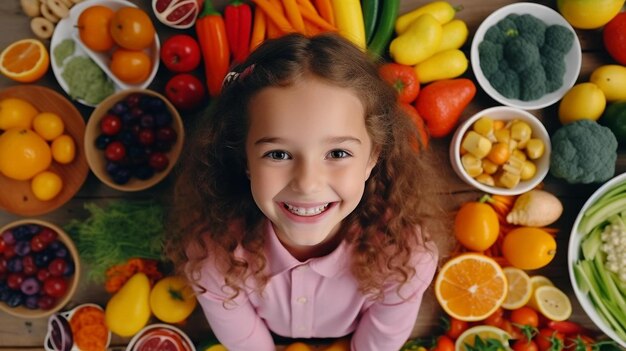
449, 106, 551, 195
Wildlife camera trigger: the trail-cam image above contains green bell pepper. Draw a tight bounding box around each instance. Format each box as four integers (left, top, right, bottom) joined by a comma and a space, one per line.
602, 101, 626, 145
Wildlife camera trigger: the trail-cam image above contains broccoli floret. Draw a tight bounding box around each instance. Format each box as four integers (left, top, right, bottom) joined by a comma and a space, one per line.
550, 120, 618, 184
543, 24, 574, 54
514, 14, 547, 47
478, 13, 574, 102
519, 63, 547, 101
504, 37, 540, 73
540, 45, 566, 92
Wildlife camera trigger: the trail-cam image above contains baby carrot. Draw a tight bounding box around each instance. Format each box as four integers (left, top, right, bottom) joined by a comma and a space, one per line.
297, 2, 335, 31
250, 7, 267, 50
251, 0, 295, 33
283, 0, 305, 33
313, 0, 334, 26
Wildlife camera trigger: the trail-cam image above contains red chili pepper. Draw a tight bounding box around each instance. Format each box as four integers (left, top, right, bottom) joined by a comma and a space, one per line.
546, 321, 584, 335
224, 0, 252, 63
195, 0, 230, 97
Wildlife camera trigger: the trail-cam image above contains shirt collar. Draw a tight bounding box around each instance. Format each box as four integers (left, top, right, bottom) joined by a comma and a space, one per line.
264, 220, 351, 278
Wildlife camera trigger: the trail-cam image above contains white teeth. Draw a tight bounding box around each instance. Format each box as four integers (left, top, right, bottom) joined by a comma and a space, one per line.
285, 203, 329, 216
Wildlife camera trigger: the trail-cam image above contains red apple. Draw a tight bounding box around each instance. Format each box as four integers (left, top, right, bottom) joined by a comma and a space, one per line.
160, 34, 201, 73
164, 73, 205, 111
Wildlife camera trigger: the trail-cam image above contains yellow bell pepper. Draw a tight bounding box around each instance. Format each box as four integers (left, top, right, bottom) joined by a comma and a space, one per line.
414, 49, 468, 83
395, 1, 457, 34
331, 0, 366, 50
435, 19, 468, 54
389, 13, 442, 66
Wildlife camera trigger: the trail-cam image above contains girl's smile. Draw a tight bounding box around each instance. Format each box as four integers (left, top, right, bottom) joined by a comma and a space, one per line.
245, 76, 378, 259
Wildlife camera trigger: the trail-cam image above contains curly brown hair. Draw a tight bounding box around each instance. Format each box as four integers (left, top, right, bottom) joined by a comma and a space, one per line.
166, 33, 451, 301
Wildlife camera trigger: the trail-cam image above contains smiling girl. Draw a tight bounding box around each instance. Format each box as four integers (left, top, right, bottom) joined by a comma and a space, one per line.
167, 33, 449, 351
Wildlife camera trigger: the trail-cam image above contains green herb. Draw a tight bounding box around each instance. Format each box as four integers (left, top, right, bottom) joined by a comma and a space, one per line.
65, 200, 166, 282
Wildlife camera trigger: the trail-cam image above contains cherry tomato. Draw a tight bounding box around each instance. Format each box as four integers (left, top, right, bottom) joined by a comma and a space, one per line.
7, 272, 25, 290
484, 307, 505, 327
110, 49, 152, 84
160, 34, 201, 73
535, 328, 565, 351
564, 334, 594, 351
149, 152, 170, 171
511, 307, 540, 328
100, 114, 123, 136
546, 321, 584, 336
30, 235, 47, 252
500, 320, 523, 340
37, 268, 51, 282
445, 317, 469, 340
110, 7, 155, 50
38, 227, 57, 244
48, 258, 68, 277
105, 141, 127, 162
138, 129, 156, 146
432, 335, 455, 351
513, 339, 539, 351
43, 276, 68, 298
379, 62, 420, 103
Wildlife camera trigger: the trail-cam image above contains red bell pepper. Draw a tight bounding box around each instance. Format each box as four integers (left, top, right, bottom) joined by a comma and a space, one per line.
224, 0, 252, 63
195, 0, 230, 97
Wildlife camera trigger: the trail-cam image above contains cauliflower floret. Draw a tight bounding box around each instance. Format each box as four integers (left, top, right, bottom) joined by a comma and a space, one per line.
601, 220, 626, 283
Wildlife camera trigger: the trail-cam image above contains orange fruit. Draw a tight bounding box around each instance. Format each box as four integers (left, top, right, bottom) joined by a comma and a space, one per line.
109, 48, 151, 84
0, 97, 39, 130
435, 253, 507, 321
284, 342, 313, 351
51, 134, 76, 164
31, 170, 63, 201
0, 128, 51, 180
110, 7, 155, 50
77, 5, 115, 52
454, 202, 499, 252
0, 38, 49, 83
33, 112, 65, 141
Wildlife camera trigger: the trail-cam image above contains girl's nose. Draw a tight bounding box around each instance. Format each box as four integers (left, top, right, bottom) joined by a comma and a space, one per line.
291, 159, 322, 194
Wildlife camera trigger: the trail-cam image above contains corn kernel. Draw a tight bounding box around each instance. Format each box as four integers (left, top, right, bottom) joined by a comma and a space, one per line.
525, 138, 545, 159
461, 131, 492, 159
495, 128, 510, 144
510, 120, 532, 144
496, 171, 521, 189
461, 153, 483, 177
473, 117, 494, 137
511, 149, 527, 161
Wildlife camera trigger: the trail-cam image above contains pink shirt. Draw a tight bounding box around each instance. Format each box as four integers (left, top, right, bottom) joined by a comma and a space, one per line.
194, 220, 438, 351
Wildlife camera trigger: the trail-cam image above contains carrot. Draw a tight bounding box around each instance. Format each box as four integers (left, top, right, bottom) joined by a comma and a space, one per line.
303, 19, 323, 36
296, 0, 317, 13
313, 0, 334, 26
196, 0, 230, 97
251, 0, 295, 33
70, 306, 107, 351
297, 2, 336, 31
283, 0, 305, 33
250, 6, 267, 50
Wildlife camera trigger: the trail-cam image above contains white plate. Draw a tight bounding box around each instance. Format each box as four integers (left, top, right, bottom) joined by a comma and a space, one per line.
50, 0, 160, 107
568, 172, 626, 348
470, 2, 581, 110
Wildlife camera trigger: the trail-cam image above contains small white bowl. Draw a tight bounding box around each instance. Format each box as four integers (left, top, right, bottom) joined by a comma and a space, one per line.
568, 173, 626, 348
126, 324, 196, 351
44, 303, 111, 351
470, 2, 581, 110
449, 106, 551, 196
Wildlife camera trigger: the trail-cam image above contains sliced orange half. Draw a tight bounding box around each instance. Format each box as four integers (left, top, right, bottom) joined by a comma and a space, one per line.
435, 253, 507, 321
0, 38, 49, 83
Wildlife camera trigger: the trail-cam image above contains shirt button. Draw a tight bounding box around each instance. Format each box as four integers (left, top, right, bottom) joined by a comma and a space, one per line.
297, 296, 307, 304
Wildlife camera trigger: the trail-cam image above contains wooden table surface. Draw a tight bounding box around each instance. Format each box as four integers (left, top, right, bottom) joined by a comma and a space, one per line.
1, 0, 624, 350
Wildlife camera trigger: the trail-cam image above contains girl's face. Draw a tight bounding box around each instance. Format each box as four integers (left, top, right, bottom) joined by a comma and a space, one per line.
246, 77, 378, 258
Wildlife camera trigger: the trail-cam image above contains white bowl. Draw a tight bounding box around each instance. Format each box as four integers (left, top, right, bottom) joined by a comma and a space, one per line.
126, 324, 195, 351
470, 2, 581, 110
568, 172, 626, 348
44, 303, 111, 351
50, 0, 160, 106
449, 106, 551, 196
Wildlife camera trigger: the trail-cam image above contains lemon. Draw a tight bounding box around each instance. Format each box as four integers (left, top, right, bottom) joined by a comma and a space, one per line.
31, 171, 63, 201
526, 285, 572, 321
529, 275, 554, 292
51, 134, 76, 164
590, 65, 626, 102
557, 0, 625, 29
558, 83, 606, 125
501, 267, 532, 310
455, 325, 511, 351
0, 97, 39, 130
33, 112, 64, 141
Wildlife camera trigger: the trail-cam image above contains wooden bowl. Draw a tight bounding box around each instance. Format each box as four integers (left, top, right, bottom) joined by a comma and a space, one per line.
0, 85, 89, 216
0, 219, 81, 319
85, 89, 184, 191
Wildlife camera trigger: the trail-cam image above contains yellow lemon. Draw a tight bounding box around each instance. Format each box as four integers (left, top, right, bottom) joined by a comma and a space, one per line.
558, 83, 606, 125
0, 128, 51, 180
526, 285, 572, 321
0, 97, 39, 130
557, 0, 625, 29
501, 267, 532, 310
33, 112, 65, 141
529, 275, 554, 292
31, 171, 63, 201
590, 65, 626, 102
51, 134, 76, 164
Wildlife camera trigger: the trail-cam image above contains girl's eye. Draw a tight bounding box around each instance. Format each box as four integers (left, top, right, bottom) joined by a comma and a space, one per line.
264, 151, 291, 160
328, 150, 351, 159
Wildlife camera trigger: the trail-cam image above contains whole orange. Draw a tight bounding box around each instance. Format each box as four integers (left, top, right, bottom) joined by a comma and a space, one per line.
110, 7, 155, 50
77, 5, 115, 52
454, 201, 499, 251
109, 49, 151, 84
0, 128, 52, 181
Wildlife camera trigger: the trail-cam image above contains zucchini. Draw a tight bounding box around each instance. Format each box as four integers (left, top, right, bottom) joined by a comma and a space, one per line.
362, 0, 379, 45
367, 0, 399, 58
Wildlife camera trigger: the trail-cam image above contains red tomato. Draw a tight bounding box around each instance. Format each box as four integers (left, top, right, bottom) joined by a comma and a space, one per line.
603, 12, 626, 65
484, 307, 505, 327
379, 63, 420, 103
445, 317, 469, 340
100, 114, 123, 136
513, 339, 539, 351
399, 103, 429, 152
43, 276, 68, 298
546, 321, 584, 336
160, 34, 201, 73
164, 73, 205, 111
48, 258, 68, 277
511, 307, 540, 328
432, 335, 455, 351
535, 328, 565, 351
105, 141, 127, 162
564, 334, 594, 351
